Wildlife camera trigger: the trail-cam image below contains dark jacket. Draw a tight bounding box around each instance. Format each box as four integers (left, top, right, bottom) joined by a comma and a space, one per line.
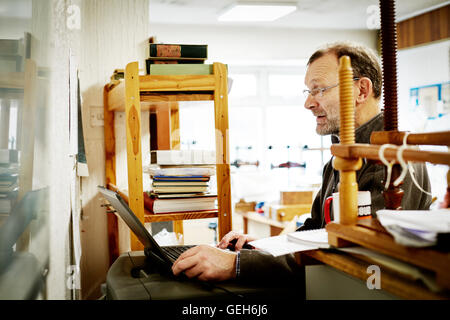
239, 113, 432, 282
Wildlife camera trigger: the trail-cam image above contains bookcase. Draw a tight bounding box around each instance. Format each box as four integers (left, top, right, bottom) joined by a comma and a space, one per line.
103, 62, 232, 261
0, 53, 37, 251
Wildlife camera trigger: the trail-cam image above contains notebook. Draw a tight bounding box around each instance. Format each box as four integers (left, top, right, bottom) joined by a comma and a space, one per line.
248, 228, 330, 257
286, 228, 330, 249
98, 186, 194, 273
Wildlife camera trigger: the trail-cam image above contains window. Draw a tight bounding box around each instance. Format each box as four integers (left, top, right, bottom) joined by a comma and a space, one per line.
178, 63, 330, 201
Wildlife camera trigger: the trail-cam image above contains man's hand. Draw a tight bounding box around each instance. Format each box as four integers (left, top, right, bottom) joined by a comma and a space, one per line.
217, 231, 257, 251
172, 245, 237, 282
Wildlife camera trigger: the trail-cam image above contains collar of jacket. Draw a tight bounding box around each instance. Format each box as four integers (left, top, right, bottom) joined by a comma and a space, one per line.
331, 112, 384, 145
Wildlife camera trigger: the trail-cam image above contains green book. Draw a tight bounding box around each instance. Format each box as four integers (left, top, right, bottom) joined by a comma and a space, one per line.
148, 64, 214, 75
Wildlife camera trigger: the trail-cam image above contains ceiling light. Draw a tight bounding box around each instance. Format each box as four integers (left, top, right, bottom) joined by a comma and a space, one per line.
218, 2, 297, 22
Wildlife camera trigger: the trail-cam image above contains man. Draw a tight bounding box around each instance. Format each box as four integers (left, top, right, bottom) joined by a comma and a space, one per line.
172, 42, 432, 283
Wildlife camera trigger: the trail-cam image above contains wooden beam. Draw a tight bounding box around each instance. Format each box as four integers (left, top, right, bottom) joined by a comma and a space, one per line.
213, 63, 232, 240
104, 84, 119, 265
156, 104, 171, 150
139, 74, 215, 92
331, 143, 450, 166
397, 5, 450, 50
124, 62, 145, 251
371, 130, 450, 146
16, 59, 37, 251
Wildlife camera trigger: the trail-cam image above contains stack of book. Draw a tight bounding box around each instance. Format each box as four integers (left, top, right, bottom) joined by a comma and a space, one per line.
0, 149, 19, 216
146, 43, 208, 75
110, 69, 124, 81
143, 150, 217, 214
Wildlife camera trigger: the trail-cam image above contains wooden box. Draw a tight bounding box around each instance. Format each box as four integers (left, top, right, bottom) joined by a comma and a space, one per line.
280, 190, 314, 205
270, 204, 312, 222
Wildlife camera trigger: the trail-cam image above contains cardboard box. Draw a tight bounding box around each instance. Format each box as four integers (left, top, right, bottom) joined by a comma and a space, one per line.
280, 190, 314, 205
270, 204, 312, 222
234, 199, 256, 213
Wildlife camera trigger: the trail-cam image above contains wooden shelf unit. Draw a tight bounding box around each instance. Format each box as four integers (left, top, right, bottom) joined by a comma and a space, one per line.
103, 62, 232, 258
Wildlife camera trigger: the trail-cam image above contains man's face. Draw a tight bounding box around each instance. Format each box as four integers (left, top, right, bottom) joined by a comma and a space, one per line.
304, 53, 340, 135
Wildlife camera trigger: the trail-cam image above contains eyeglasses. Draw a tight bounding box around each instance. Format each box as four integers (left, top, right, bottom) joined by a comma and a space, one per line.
303, 77, 360, 98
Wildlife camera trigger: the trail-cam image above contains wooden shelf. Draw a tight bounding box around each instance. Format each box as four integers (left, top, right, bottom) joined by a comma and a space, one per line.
331, 143, 450, 166
297, 249, 450, 300
0, 72, 24, 89
104, 62, 232, 256
107, 183, 218, 223
106, 75, 216, 111
144, 210, 218, 223
325, 218, 450, 290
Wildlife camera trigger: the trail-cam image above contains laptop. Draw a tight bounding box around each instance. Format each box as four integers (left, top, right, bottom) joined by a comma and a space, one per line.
98, 186, 195, 274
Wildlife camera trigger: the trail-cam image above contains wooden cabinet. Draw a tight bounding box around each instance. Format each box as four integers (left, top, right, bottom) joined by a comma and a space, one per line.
103, 62, 232, 261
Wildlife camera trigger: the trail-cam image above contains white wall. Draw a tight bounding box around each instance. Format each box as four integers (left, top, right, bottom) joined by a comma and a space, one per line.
398, 39, 450, 132
397, 39, 450, 203
149, 24, 378, 62
77, 0, 149, 300
36, 0, 73, 300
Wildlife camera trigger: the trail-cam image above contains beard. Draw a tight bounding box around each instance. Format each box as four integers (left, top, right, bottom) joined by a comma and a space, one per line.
315, 111, 340, 136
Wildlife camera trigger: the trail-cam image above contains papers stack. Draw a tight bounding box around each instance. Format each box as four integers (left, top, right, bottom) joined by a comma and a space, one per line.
249, 228, 330, 257
376, 209, 450, 247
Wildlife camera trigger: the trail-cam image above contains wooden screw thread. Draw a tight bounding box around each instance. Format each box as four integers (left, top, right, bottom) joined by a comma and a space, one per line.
338, 56, 356, 145
380, 0, 399, 131
333, 56, 361, 226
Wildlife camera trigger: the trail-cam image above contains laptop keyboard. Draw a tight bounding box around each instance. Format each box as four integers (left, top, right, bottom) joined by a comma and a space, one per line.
162, 245, 195, 262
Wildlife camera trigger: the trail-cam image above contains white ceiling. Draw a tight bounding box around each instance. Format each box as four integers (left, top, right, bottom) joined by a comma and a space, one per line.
0, 0, 448, 29
149, 0, 449, 29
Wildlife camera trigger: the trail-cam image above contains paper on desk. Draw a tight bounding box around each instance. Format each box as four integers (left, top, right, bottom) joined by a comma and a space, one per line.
248, 234, 322, 257
376, 209, 450, 247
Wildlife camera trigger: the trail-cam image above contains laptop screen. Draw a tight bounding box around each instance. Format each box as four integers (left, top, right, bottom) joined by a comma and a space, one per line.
98, 186, 162, 255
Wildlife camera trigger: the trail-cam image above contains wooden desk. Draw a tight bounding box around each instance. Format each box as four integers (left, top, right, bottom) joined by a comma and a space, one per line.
296, 249, 450, 300
236, 211, 287, 236
295, 218, 450, 300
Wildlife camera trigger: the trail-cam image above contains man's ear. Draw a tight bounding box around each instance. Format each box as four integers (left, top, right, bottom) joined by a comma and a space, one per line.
355, 77, 373, 104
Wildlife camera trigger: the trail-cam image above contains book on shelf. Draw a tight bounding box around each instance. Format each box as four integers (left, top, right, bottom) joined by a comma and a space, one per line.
149, 44, 207, 59
150, 150, 216, 165
147, 64, 214, 76
153, 176, 210, 182
0, 172, 18, 181
151, 185, 209, 194
0, 183, 19, 198
0, 197, 16, 214
0, 149, 19, 164
286, 228, 330, 249
0, 199, 13, 214
150, 192, 216, 199
0, 187, 18, 214
146, 57, 205, 64
145, 58, 205, 74
143, 191, 217, 214
145, 166, 215, 177
110, 69, 124, 80
152, 181, 209, 187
